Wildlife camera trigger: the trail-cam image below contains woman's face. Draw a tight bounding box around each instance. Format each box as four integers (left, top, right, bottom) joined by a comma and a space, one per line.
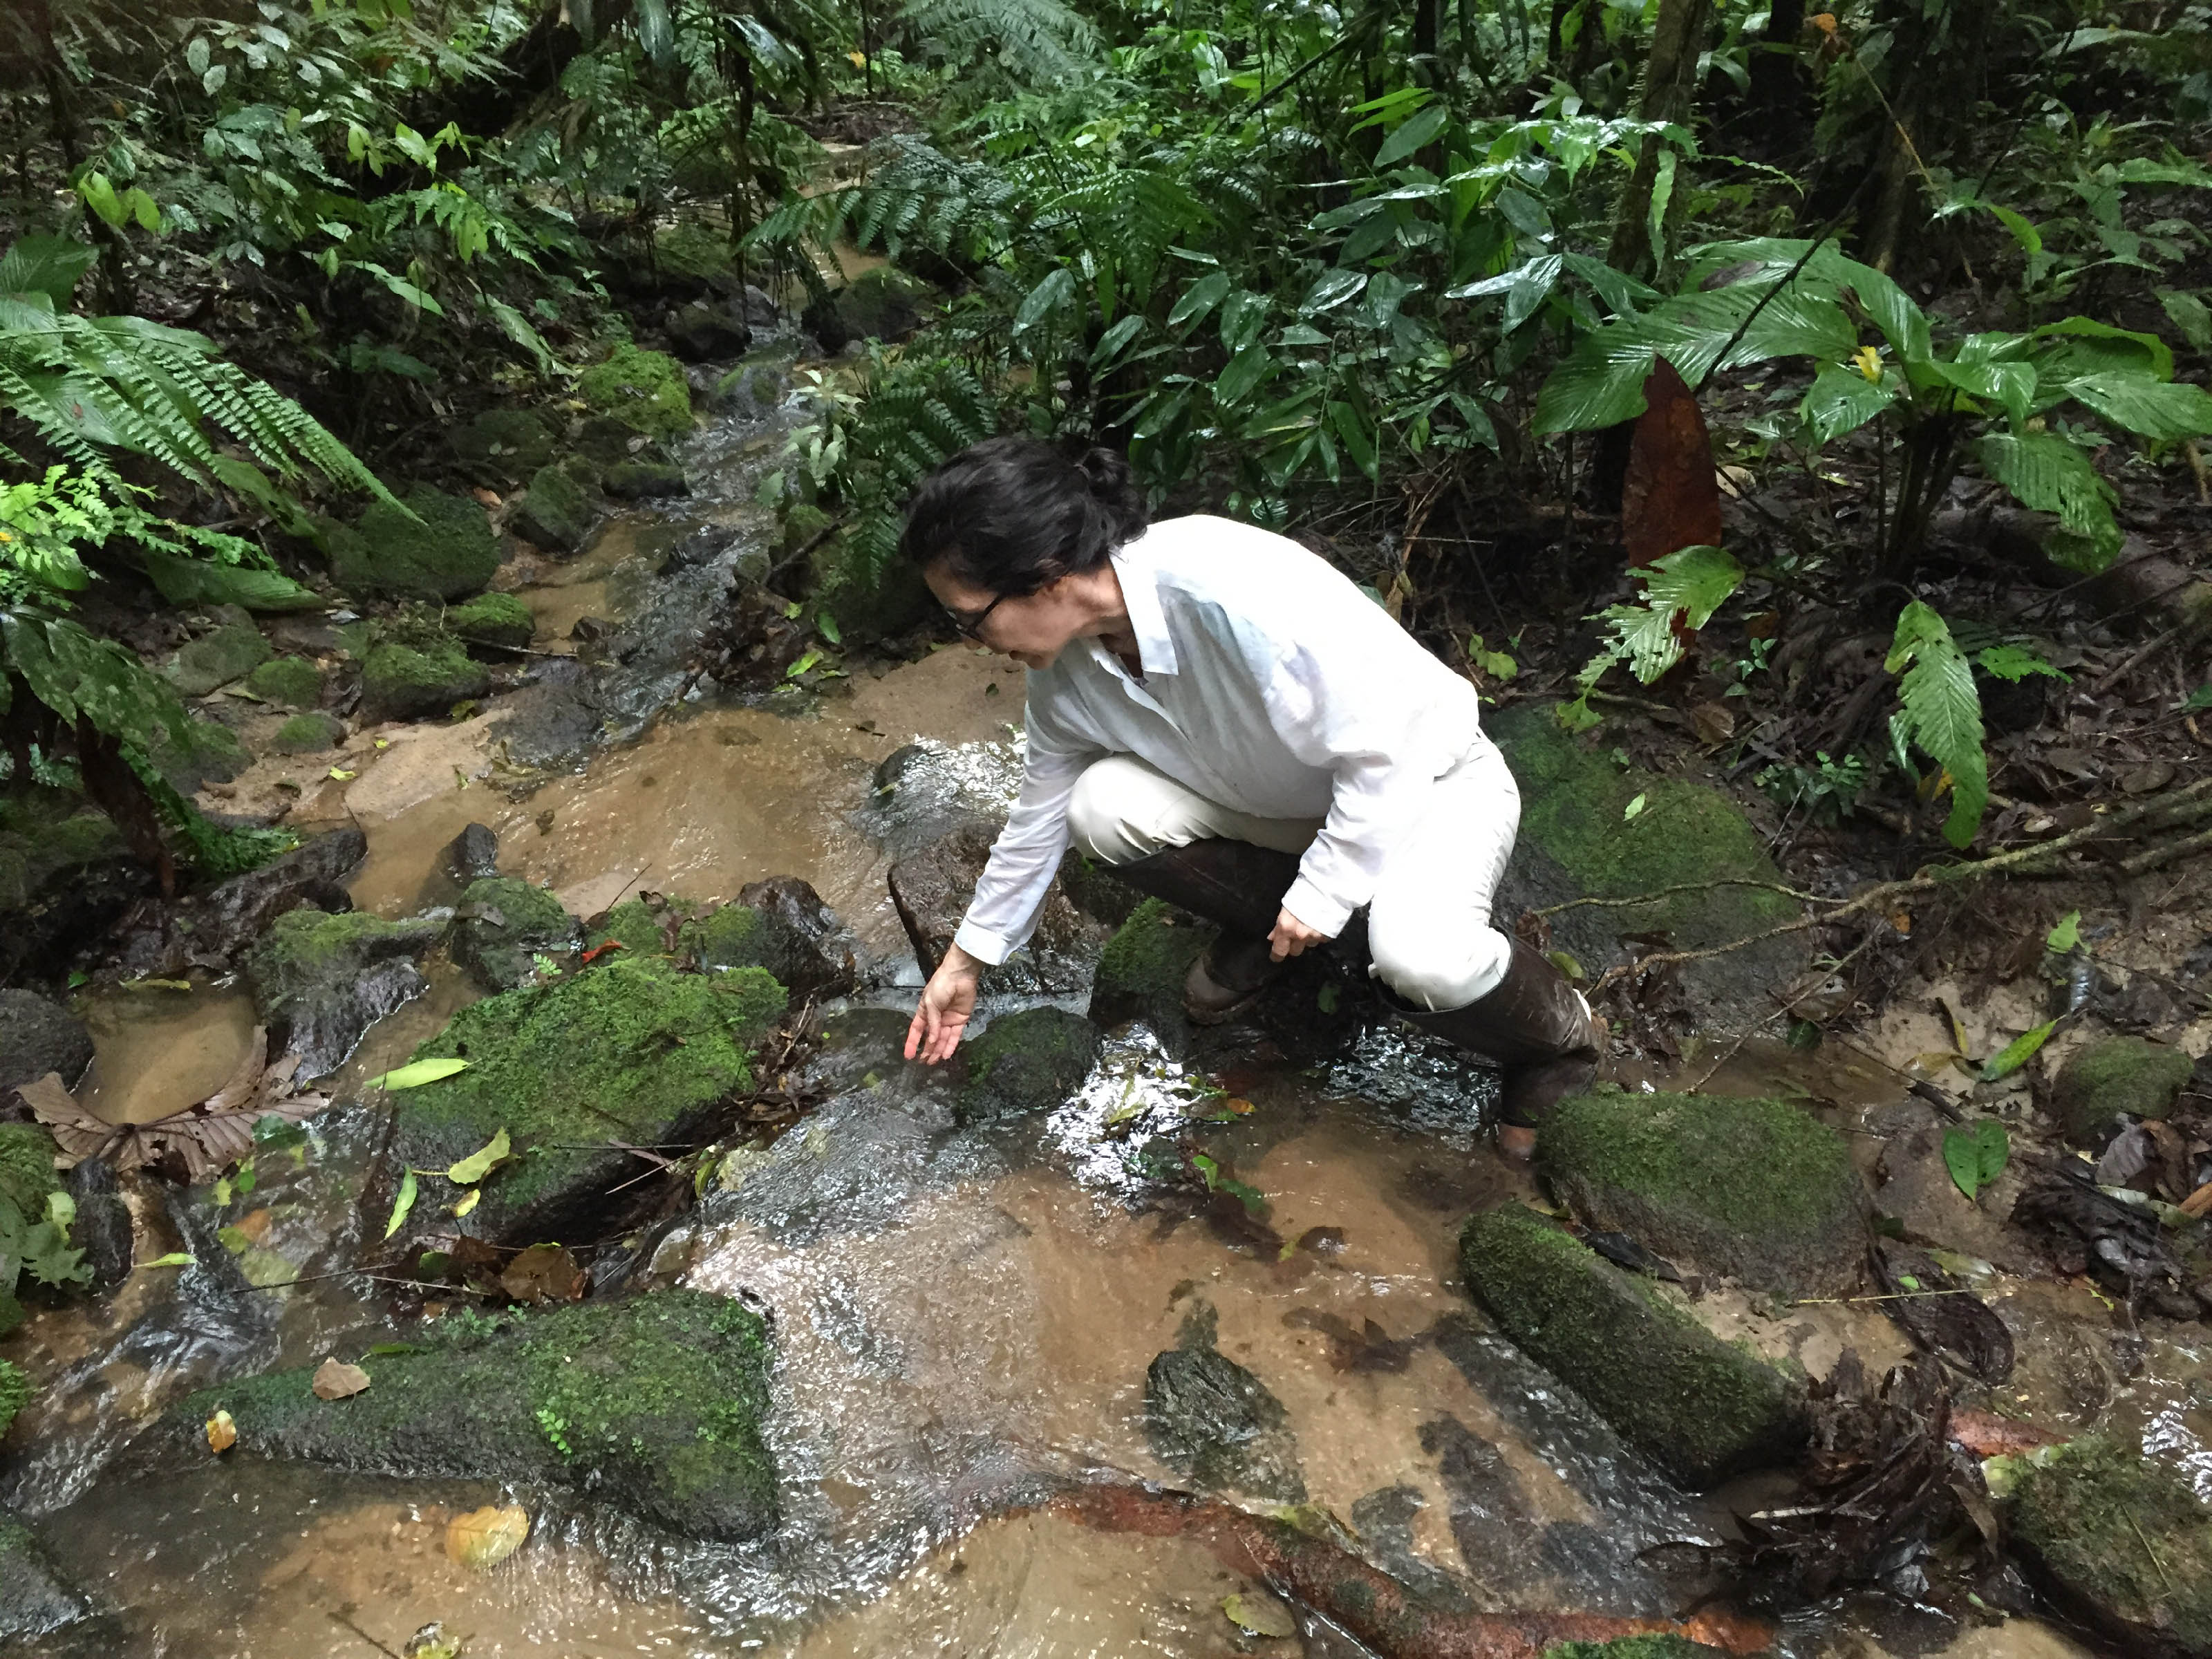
924, 562, 1091, 671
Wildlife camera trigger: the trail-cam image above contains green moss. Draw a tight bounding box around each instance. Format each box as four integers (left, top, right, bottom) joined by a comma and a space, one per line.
1538, 1086, 1864, 1295
182, 1291, 776, 1541
0, 1359, 28, 1440
2012, 1436, 2212, 1653
678, 903, 767, 971
151, 716, 252, 794
603, 460, 688, 500
339, 485, 500, 601
653, 222, 735, 280
2053, 1037, 2195, 1145
451, 407, 555, 478
447, 592, 536, 650
389, 955, 786, 1226
808, 525, 930, 644
1459, 1204, 1803, 1490
167, 621, 272, 696
587, 897, 682, 957
511, 463, 591, 552
455, 875, 578, 991
243, 655, 321, 709
0, 1123, 60, 1215
272, 711, 346, 753
1088, 897, 1212, 1036
781, 501, 832, 554
578, 344, 692, 441
959, 1006, 1100, 1123
362, 637, 490, 721
246, 908, 442, 1022
1543, 1640, 1732, 1659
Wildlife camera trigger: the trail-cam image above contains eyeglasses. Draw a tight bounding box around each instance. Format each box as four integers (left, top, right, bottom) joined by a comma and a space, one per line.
943, 591, 1008, 640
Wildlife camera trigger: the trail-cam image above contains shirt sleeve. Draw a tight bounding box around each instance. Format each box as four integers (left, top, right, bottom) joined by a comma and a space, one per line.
953, 715, 1097, 966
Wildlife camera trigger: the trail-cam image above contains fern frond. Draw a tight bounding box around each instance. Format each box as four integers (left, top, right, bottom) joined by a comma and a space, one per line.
902, 0, 1101, 85
1885, 600, 1988, 850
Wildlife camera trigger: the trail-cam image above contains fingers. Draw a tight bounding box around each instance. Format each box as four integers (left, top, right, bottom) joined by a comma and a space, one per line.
904, 1002, 929, 1062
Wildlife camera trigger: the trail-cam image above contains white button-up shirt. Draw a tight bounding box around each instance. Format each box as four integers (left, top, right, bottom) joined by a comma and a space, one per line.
952, 514, 1485, 965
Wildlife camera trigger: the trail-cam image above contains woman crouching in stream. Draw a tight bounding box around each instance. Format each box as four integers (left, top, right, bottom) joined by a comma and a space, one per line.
899, 435, 1602, 1160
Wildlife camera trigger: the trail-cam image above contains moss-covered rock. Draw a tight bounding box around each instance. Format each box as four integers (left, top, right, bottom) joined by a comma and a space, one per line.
361, 637, 490, 722
958, 1006, 1100, 1123
1459, 1204, 1805, 1490
2053, 1036, 2195, 1146
380, 955, 785, 1243
711, 359, 789, 420
808, 525, 931, 645
578, 343, 692, 441
2011, 1436, 2212, 1658
585, 897, 674, 957
446, 591, 536, 650
832, 265, 930, 343
1088, 897, 1212, 1045
272, 711, 346, 753
451, 406, 556, 480
150, 715, 252, 794
454, 875, 579, 991
1541, 1640, 1732, 1659
335, 485, 500, 601
0, 1508, 93, 1644
167, 621, 272, 696
1538, 1086, 1865, 1296
1488, 704, 1806, 1023
603, 459, 689, 500
1145, 1305, 1304, 1501
243, 654, 321, 709
247, 906, 447, 1079
181, 1292, 776, 1541
678, 901, 827, 993
510, 462, 592, 552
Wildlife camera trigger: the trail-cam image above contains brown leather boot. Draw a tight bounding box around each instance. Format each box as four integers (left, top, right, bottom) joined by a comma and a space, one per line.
1386, 939, 1603, 1161
1109, 839, 1303, 1024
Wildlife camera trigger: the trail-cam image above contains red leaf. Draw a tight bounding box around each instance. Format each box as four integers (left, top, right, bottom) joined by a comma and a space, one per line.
1621, 357, 1723, 569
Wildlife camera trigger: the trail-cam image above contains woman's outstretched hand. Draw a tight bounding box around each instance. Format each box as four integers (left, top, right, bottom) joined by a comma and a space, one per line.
1268, 908, 1328, 961
906, 945, 982, 1065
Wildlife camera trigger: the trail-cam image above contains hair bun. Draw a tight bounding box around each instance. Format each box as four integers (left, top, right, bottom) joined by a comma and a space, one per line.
1073, 446, 1146, 545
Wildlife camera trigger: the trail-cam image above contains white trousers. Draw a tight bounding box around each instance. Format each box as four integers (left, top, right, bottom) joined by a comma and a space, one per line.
1065, 744, 1522, 1011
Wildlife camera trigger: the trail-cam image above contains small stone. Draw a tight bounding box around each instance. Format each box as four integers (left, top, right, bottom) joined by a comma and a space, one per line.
66, 1157, 133, 1291
167, 621, 273, 696
272, 711, 346, 754
956, 1006, 1100, 1123
151, 716, 252, 793
246, 906, 447, 1079
1088, 897, 1212, 1051
0, 1510, 93, 1643
451, 408, 555, 480
440, 823, 501, 885
244, 655, 322, 709
2053, 1035, 2195, 1145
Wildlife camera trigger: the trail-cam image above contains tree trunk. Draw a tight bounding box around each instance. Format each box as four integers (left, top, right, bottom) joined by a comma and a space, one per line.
1604, 0, 1712, 281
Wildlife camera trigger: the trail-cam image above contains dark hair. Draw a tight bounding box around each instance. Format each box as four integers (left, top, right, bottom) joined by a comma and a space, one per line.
898, 435, 1148, 598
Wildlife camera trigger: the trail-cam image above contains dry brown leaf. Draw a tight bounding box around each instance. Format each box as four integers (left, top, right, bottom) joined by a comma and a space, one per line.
446, 1503, 530, 1570
499, 1242, 585, 1305
311, 1357, 371, 1400
1689, 700, 1736, 746
2182, 1181, 2212, 1219
1622, 357, 1724, 569
205, 1409, 237, 1454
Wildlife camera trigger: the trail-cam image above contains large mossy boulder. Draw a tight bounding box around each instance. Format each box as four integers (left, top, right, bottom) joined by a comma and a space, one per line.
182, 1292, 776, 1541
957, 1006, 1100, 1124
0, 1510, 93, 1645
246, 906, 448, 1080
2052, 1036, 2195, 1146
1487, 704, 1806, 1024
1459, 1204, 1805, 1490
167, 621, 272, 696
378, 955, 785, 1243
451, 406, 556, 481
1088, 897, 1212, 1047
510, 463, 592, 552
808, 525, 930, 644
1538, 1086, 1865, 1296
361, 637, 490, 721
578, 343, 692, 441
334, 485, 500, 601
2010, 1437, 2212, 1658
453, 875, 580, 991
151, 715, 252, 794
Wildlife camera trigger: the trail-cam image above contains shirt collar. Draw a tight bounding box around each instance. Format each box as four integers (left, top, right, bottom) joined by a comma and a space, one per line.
1109, 536, 1178, 677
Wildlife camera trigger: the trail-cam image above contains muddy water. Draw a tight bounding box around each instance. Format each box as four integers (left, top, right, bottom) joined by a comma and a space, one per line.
75, 982, 259, 1125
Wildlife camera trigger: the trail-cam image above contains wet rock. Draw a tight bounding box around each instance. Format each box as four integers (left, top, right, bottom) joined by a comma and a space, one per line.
375, 954, 785, 1245
165, 619, 272, 697
440, 822, 502, 885
809, 524, 930, 644
2009, 1436, 2212, 1658
180, 1291, 776, 1541
509, 463, 592, 553
2053, 1035, 2193, 1146
823, 267, 929, 344
1087, 897, 1212, 1049
889, 822, 1108, 994
1538, 1085, 1866, 1297
689, 883, 855, 1000
0, 988, 93, 1091
109, 827, 367, 980
243, 655, 321, 709
957, 1007, 1100, 1124
666, 298, 750, 361
150, 715, 253, 796
1487, 704, 1810, 1025
0, 1510, 93, 1644
361, 636, 491, 721
863, 739, 1027, 861
1541, 1640, 1732, 1658
1145, 1304, 1305, 1501
65, 1156, 133, 1291
451, 407, 556, 482
573, 414, 668, 474
246, 906, 448, 1078
446, 591, 536, 650
578, 342, 693, 441
333, 485, 500, 601
1458, 1204, 1806, 1490
603, 459, 689, 500
453, 876, 580, 992
710, 359, 788, 420
272, 711, 346, 754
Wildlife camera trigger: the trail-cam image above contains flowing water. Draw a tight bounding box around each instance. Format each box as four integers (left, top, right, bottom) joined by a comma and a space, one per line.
9, 358, 2191, 1659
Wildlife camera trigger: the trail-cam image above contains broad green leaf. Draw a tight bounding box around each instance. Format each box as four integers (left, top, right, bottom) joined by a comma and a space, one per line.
1299, 269, 1366, 316
1886, 601, 1988, 850
1980, 1022, 2056, 1082
364, 1057, 469, 1091
1168, 270, 1232, 329
141, 550, 321, 613
2157, 288, 2211, 352
1943, 1121, 2011, 1203
1013, 266, 1075, 335
1532, 331, 1658, 433
1374, 104, 1450, 169
816, 612, 842, 646
142, 1252, 196, 1268
1217, 289, 1268, 354
1329, 402, 1379, 481
1974, 644, 2067, 683
2184, 684, 2212, 713
78, 172, 126, 229
2032, 316, 2173, 382
1582, 546, 1744, 688
1089, 313, 1144, 366
1214, 342, 1274, 408
2046, 911, 2081, 954
0, 234, 97, 305
445, 1127, 511, 1186
1801, 362, 1899, 444
1975, 431, 2120, 570
1920, 357, 2038, 427
1503, 254, 1562, 334
2063, 371, 2212, 441
384, 1169, 418, 1239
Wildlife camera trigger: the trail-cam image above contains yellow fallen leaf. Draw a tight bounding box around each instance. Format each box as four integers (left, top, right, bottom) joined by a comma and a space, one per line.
451, 1187, 480, 1218
328, 767, 356, 780
312, 1356, 371, 1400
206, 1409, 237, 1453
446, 1503, 530, 1569
445, 1127, 510, 1185
374, 737, 390, 749
1223, 1591, 1296, 1638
